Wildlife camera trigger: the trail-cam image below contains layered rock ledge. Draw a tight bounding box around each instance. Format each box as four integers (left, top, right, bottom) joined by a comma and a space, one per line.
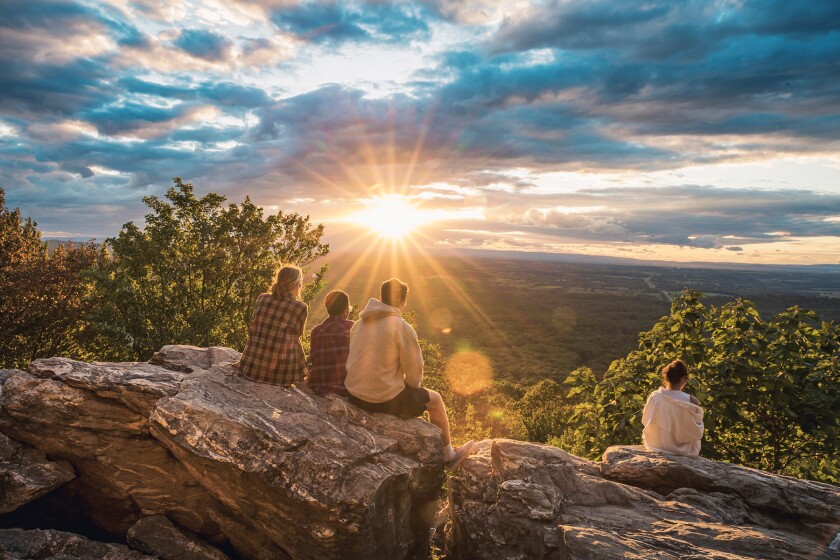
445, 439, 840, 559
0, 528, 154, 559
0, 346, 445, 560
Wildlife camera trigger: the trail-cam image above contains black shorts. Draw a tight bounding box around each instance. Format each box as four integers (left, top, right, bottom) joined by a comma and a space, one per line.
349, 385, 430, 419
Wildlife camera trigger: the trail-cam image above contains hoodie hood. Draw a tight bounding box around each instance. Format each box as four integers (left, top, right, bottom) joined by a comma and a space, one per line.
359, 298, 402, 321
654, 388, 703, 417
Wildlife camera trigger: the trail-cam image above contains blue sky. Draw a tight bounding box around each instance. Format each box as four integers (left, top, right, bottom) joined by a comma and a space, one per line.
2, 0, 840, 264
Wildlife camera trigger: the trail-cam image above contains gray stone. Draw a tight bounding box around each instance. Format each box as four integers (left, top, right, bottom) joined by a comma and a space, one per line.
0, 431, 75, 514
0, 528, 154, 559
601, 445, 840, 523
28, 358, 186, 416
0, 346, 445, 560
149, 345, 241, 373
127, 515, 230, 560
0, 366, 222, 537
445, 440, 840, 560
150, 365, 444, 560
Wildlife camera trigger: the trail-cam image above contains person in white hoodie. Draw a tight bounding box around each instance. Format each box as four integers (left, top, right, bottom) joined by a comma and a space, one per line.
642, 359, 704, 457
345, 278, 474, 468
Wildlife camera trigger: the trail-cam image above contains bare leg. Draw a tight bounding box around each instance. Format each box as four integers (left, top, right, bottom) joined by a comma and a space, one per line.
425, 389, 452, 448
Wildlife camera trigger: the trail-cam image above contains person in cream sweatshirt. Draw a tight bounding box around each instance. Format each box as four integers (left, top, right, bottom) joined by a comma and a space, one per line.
642, 359, 704, 457
345, 296, 423, 402
345, 278, 474, 468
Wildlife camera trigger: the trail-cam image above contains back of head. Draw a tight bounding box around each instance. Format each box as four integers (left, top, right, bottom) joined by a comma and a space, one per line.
380, 278, 409, 308
324, 290, 350, 317
270, 265, 303, 297
661, 359, 688, 387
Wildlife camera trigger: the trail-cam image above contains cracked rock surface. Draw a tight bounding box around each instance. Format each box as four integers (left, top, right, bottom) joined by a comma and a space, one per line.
445, 440, 840, 560
0, 345, 444, 560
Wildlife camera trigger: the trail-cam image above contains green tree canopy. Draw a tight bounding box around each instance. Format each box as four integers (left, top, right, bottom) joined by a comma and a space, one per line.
90, 178, 329, 360
0, 188, 102, 368
563, 290, 840, 481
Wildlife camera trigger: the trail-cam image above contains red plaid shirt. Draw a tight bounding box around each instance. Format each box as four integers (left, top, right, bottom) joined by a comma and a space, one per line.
238, 293, 308, 386
307, 316, 353, 396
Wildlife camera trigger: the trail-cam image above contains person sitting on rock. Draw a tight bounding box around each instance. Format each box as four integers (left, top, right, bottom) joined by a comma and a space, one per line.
642, 359, 704, 457
345, 278, 474, 468
237, 265, 308, 386
307, 290, 353, 397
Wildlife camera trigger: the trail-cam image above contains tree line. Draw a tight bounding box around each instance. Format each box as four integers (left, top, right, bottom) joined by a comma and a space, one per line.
2, 181, 838, 484
427, 291, 840, 484
0, 179, 328, 367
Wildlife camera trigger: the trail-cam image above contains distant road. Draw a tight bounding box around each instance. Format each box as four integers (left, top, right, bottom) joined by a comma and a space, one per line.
645, 276, 673, 302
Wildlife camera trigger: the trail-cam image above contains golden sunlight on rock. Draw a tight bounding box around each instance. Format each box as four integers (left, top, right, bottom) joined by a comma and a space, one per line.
445, 351, 493, 396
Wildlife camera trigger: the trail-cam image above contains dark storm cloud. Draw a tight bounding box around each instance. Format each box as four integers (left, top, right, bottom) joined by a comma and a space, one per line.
118, 78, 271, 108
452, 0, 840, 149
0, 0, 146, 119
0, 57, 115, 118
81, 102, 193, 136
0, 0, 146, 52
490, 0, 840, 59
252, 82, 674, 189
269, 1, 430, 44
1, 0, 93, 27
174, 29, 232, 61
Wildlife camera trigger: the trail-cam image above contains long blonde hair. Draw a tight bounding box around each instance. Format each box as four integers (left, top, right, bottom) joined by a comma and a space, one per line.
270, 265, 303, 298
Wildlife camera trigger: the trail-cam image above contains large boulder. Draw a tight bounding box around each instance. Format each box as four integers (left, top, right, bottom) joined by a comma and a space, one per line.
445, 440, 840, 560
127, 515, 230, 560
0, 431, 74, 514
0, 346, 445, 560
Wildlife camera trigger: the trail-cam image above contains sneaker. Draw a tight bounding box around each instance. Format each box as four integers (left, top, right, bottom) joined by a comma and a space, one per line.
445, 440, 476, 469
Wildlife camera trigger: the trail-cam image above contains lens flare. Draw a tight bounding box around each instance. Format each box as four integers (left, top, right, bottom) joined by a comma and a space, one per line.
445, 351, 493, 396
430, 307, 453, 332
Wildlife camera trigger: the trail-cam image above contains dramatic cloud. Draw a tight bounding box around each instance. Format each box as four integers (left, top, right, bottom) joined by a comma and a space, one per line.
268, 1, 431, 45
1, 0, 839, 264
174, 29, 232, 60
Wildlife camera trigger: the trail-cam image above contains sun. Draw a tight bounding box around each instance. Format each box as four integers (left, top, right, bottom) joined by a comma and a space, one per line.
348, 197, 431, 239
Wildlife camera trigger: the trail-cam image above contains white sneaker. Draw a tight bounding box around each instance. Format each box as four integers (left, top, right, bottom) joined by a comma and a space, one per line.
445, 440, 476, 469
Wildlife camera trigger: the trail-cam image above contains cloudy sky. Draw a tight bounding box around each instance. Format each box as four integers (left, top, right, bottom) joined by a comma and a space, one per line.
2, 0, 840, 264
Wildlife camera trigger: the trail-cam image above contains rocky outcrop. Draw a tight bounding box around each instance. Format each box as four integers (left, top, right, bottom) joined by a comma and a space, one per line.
0, 431, 74, 514
445, 440, 840, 560
0, 528, 153, 559
127, 515, 230, 560
7, 346, 838, 560
0, 346, 445, 560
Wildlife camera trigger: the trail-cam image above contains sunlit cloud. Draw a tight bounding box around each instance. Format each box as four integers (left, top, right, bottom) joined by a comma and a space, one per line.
345, 194, 484, 240
1, 0, 839, 265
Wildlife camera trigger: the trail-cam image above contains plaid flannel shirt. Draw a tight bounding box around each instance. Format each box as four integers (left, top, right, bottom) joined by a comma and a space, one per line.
239, 293, 308, 386
307, 316, 354, 396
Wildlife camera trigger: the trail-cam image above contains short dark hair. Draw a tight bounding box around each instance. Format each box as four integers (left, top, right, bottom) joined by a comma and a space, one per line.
324, 290, 350, 317
662, 359, 688, 386
381, 278, 409, 307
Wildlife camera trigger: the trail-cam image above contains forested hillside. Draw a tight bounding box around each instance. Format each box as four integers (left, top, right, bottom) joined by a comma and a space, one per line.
2, 184, 839, 484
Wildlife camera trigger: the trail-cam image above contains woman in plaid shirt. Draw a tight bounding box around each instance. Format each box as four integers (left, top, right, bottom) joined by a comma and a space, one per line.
308, 290, 353, 396
238, 265, 308, 386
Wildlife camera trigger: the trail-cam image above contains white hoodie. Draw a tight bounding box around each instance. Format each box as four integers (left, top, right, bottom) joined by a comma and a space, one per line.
642, 388, 704, 457
344, 298, 424, 403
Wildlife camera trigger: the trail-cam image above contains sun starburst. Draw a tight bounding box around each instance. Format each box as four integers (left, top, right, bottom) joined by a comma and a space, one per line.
347, 196, 432, 239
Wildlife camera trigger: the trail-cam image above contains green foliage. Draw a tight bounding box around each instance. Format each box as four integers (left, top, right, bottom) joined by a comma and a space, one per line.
514, 379, 567, 443
89, 178, 329, 360
409, 310, 524, 444
0, 189, 102, 368
563, 289, 840, 480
